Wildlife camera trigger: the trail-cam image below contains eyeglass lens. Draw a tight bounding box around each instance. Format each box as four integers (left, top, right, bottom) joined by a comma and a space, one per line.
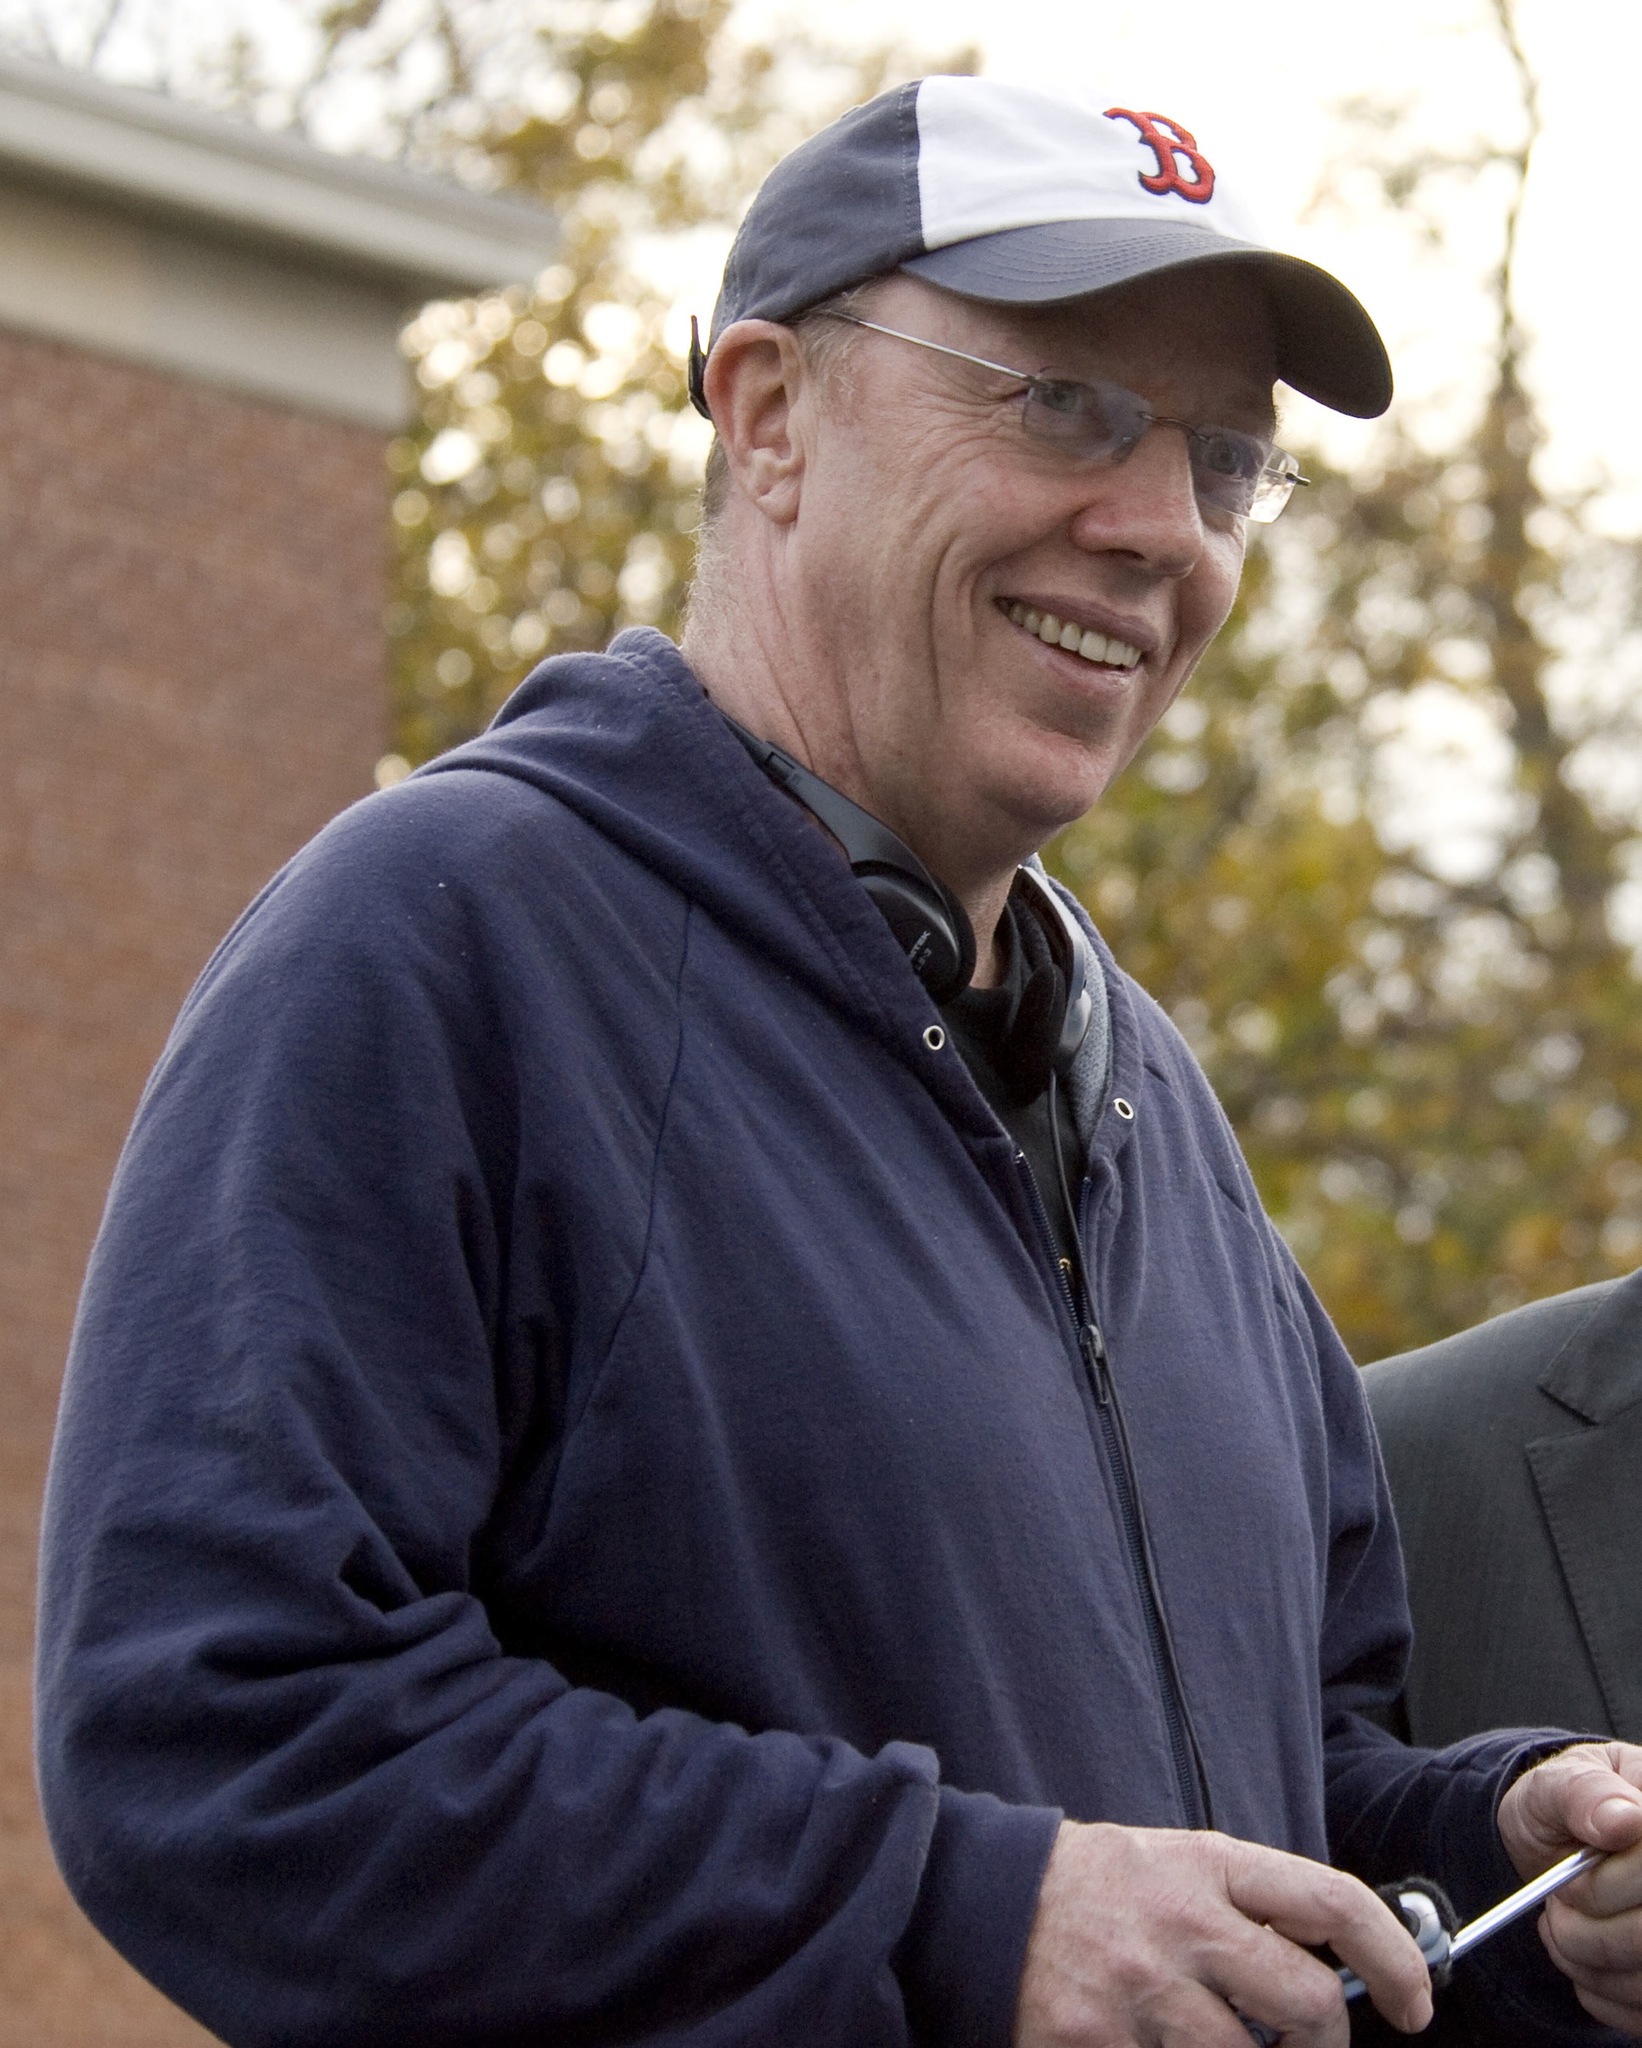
1021, 378, 1298, 522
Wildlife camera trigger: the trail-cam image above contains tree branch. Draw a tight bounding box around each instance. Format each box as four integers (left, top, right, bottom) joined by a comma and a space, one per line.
1489, 0, 1542, 357
84, 0, 131, 68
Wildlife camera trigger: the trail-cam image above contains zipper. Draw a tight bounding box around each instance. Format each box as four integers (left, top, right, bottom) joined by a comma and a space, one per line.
1016, 1151, 1211, 1831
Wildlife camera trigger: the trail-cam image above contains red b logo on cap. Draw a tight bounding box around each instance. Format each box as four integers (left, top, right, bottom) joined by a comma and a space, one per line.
1104, 109, 1216, 205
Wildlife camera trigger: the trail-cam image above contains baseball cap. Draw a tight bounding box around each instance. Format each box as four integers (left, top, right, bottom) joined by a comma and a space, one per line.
690, 77, 1391, 421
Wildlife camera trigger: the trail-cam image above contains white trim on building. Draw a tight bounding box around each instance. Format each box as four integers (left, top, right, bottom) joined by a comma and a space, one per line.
0, 50, 560, 426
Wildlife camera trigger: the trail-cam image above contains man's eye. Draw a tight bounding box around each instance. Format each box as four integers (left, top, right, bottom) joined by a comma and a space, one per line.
1031, 379, 1096, 419
1196, 430, 1263, 480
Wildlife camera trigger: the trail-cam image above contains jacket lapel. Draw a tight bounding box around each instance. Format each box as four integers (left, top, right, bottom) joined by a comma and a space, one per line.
1529, 1268, 1642, 1740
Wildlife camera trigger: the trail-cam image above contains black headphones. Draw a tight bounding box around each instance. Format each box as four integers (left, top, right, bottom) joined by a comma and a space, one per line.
724, 710, 976, 999
1015, 864, 1095, 1081
722, 710, 1092, 1075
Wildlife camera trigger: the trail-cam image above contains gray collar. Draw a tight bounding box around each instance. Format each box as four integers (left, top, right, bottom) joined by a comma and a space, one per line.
1025, 856, 1112, 1154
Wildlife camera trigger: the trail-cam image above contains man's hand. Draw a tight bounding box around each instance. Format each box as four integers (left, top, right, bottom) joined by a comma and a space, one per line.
1013, 1820, 1433, 2047
1497, 1741, 1642, 2037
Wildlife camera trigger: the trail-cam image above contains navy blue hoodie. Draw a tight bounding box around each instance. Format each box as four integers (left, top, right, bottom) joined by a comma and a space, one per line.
37, 631, 1588, 2045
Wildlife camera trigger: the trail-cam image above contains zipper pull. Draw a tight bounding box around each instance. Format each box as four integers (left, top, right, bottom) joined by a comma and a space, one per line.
1080, 1321, 1111, 1406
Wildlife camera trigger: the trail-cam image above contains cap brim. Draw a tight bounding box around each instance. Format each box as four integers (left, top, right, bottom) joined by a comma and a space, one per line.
901, 219, 1391, 420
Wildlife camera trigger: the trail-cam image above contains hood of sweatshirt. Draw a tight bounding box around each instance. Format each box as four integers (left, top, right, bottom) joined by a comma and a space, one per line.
425, 626, 1113, 1144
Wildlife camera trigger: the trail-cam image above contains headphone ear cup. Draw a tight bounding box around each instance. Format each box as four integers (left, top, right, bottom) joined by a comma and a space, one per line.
856, 866, 973, 1004
1014, 867, 1092, 1076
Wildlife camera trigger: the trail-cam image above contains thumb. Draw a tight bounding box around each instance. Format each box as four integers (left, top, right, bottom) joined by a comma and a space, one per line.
1586, 1784, 1642, 1853
1513, 1747, 1642, 1868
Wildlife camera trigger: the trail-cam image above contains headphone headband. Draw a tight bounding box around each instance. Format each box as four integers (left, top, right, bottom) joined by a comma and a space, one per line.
722, 712, 977, 1000
724, 719, 945, 895
721, 709, 1092, 1081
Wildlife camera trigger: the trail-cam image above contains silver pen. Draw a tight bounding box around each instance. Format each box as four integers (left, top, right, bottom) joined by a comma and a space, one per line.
1245, 1845, 1604, 2044
1444, 1843, 1605, 1966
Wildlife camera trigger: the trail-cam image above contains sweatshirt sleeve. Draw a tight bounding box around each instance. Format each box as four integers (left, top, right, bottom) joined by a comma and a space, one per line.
34, 788, 1049, 2048
1259, 1242, 1617, 2043
1325, 1715, 1630, 2047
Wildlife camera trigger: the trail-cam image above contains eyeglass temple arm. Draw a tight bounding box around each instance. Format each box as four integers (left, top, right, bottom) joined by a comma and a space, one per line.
690, 310, 1032, 418
820, 313, 1036, 386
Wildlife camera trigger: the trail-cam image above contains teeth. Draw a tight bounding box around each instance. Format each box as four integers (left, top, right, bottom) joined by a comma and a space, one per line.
1003, 599, 1141, 670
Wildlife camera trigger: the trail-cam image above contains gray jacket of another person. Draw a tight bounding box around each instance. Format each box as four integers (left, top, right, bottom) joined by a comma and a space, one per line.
1363, 1271, 1642, 1749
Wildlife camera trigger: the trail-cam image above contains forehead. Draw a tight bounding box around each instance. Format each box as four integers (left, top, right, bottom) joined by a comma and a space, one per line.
866, 265, 1279, 426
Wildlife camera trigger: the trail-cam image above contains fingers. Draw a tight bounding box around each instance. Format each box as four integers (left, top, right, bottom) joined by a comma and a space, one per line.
1571, 1983, 1642, 2037
1205, 1915, 1375, 2045
1220, 1840, 1433, 2035
1543, 1892, 1642, 1974
1011, 1822, 1434, 2048
1499, 1743, 1642, 1880
1540, 1902, 1642, 2038
1167, 1973, 1344, 2048
1578, 1837, 1642, 1920
1524, 1788, 1642, 2042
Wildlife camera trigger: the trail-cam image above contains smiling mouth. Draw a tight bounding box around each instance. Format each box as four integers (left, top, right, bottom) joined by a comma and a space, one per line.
998, 598, 1142, 671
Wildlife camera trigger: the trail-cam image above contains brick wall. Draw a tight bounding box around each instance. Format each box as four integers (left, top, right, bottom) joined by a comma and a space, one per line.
0, 326, 387, 2045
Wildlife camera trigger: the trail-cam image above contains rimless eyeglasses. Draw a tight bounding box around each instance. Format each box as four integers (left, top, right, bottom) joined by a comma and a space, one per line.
823, 312, 1307, 524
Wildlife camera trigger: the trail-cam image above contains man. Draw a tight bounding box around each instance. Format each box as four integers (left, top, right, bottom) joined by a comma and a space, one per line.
1365, 1272, 1642, 1748
35, 78, 1642, 2048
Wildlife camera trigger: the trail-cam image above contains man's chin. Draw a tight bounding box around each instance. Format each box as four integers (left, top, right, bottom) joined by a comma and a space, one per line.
989, 747, 1120, 846
962, 782, 1110, 879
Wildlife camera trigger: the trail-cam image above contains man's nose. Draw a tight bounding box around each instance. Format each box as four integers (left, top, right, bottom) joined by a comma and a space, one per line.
1068, 418, 1205, 576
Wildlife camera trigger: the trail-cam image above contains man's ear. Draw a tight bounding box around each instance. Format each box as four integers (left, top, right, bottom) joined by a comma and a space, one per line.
701, 320, 811, 527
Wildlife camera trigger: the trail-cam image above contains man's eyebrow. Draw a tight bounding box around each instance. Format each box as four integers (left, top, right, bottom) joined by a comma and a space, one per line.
1222, 385, 1279, 435
1034, 354, 1279, 419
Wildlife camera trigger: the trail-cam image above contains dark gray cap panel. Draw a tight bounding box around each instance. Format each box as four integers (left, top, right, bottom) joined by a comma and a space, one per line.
708, 81, 924, 348
904, 219, 1392, 419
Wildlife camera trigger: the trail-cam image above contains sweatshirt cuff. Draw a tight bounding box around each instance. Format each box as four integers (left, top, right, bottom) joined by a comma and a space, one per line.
894, 1784, 1061, 2048
1441, 1733, 1624, 2046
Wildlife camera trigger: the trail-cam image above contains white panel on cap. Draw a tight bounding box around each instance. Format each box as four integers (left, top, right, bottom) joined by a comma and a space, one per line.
913, 77, 1261, 249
